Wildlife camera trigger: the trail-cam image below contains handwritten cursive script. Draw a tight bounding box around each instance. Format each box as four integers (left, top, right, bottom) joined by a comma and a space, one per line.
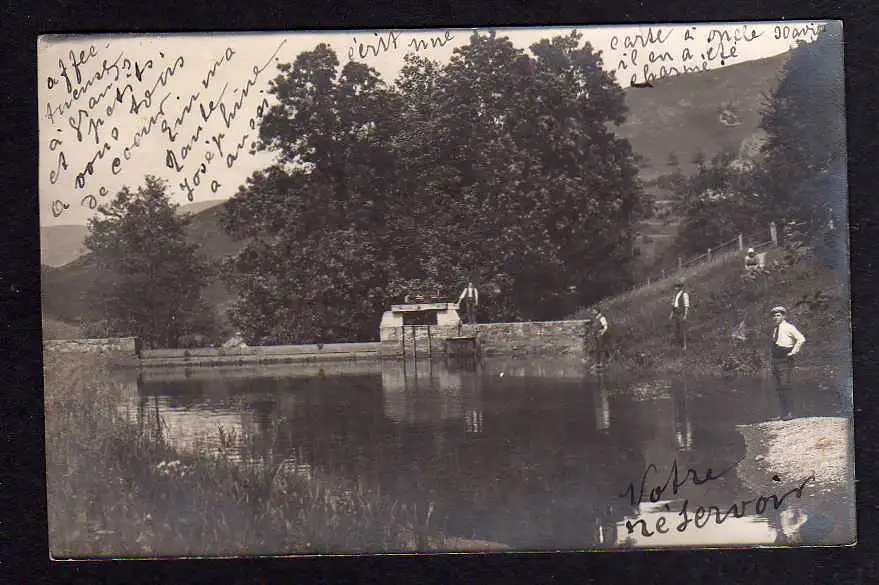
43, 38, 288, 218
346, 30, 456, 62
606, 22, 818, 86
619, 456, 744, 507
622, 473, 815, 537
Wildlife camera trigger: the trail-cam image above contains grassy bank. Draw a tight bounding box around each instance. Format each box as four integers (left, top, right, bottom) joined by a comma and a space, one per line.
574, 243, 851, 377
44, 351, 442, 558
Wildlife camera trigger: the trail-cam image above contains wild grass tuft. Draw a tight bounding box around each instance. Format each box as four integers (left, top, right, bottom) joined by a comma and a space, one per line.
44, 351, 443, 558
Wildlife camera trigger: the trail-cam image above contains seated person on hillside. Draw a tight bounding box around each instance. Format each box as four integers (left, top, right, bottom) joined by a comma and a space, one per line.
222, 331, 248, 349
744, 248, 760, 272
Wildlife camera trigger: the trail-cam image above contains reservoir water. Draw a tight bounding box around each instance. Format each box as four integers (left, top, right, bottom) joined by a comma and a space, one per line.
122, 357, 853, 551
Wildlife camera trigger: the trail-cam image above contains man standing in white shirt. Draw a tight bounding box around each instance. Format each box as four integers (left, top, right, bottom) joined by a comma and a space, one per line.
769, 306, 806, 420
592, 307, 609, 367
458, 282, 479, 324
669, 280, 690, 350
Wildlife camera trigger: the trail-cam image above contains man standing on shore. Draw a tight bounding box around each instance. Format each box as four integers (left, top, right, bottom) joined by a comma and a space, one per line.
669, 280, 690, 350
592, 306, 609, 367
458, 281, 479, 324
769, 306, 806, 420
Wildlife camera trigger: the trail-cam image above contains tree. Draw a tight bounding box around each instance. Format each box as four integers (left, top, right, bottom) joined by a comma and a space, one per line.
84, 176, 216, 348
670, 26, 846, 259
222, 46, 402, 343
222, 31, 649, 341
758, 23, 846, 237
671, 149, 765, 257
390, 31, 649, 319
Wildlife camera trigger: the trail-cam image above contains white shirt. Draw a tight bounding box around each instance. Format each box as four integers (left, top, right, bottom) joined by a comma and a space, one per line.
673, 290, 689, 309
773, 320, 806, 353
596, 314, 608, 335
459, 286, 478, 304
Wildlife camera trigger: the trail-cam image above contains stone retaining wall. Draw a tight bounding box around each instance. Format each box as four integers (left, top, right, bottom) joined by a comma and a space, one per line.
43, 337, 138, 354
380, 320, 589, 358
462, 320, 588, 358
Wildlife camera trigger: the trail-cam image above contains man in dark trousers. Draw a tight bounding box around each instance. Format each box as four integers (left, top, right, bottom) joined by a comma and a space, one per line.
458, 281, 479, 324
669, 279, 690, 350
591, 306, 609, 367
769, 306, 806, 420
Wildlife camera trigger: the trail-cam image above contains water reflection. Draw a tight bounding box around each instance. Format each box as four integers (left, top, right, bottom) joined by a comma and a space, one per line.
126, 357, 851, 550
595, 374, 610, 432
672, 379, 693, 451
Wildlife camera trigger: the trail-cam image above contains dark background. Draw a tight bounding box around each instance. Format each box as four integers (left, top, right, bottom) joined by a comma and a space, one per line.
2, 1, 877, 583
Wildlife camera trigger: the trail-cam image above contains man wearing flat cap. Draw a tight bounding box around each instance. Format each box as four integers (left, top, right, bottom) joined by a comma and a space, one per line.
769, 306, 806, 420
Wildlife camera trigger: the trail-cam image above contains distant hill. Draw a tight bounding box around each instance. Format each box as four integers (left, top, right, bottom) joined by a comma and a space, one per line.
617, 51, 789, 265
40, 200, 242, 325
39, 199, 226, 268
40, 225, 89, 268
41, 54, 790, 329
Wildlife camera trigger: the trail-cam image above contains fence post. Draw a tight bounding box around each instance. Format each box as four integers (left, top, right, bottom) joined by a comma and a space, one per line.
770, 221, 778, 245
647, 276, 651, 286
707, 248, 712, 261
738, 233, 743, 251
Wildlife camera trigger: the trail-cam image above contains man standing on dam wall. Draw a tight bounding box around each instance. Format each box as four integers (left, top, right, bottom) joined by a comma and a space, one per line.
458, 282, 479, 324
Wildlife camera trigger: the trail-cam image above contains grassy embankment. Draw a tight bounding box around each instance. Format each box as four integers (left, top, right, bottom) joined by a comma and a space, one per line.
44, 351, 443, 558
573, 242, 851, 377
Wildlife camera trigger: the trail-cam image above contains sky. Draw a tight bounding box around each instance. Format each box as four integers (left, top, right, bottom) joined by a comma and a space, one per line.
38, 21, 831, 227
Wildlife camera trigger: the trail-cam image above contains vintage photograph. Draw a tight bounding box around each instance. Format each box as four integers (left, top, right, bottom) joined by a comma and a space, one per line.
38, 21, 853, 557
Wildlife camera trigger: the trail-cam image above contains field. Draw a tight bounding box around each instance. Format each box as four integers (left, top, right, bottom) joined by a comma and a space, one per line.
573, 239, 851, 378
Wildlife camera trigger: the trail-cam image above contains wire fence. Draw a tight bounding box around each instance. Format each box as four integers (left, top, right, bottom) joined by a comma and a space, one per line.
609, 222, 780, 306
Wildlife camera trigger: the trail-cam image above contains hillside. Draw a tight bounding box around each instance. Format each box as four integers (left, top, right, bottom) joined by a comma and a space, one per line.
40, 53, 792, 332
40, 225, 89, 268
573, 242, 851, 378
618, 51, 789, 264
40, 199, 226, 268
40, 201, 242, 327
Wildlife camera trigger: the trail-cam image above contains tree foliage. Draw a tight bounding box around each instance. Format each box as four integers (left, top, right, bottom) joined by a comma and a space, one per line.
222, 31, 650, 343
671, 25, 846, 257
84, 176, 216, 348
758, 23, 846, 235
670, 149, 766, 256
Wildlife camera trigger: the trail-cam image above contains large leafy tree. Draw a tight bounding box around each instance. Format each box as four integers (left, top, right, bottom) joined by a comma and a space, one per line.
223, 31, 649, 341
222, 46, 401, 343
390, 31, 649, 320
758, 22, 846, 236
84, 176, 216, 348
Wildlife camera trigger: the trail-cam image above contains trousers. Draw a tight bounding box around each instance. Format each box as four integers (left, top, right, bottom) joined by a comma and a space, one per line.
771, 352, 794, 415
461, 299, 477, 324
672, 310, 687, 349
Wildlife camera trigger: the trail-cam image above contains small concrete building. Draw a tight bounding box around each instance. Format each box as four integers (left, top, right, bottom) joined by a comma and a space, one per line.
379, 302, 465, 358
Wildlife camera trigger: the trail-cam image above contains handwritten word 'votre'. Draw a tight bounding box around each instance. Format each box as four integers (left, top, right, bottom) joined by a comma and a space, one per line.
620, 457, 742, 507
